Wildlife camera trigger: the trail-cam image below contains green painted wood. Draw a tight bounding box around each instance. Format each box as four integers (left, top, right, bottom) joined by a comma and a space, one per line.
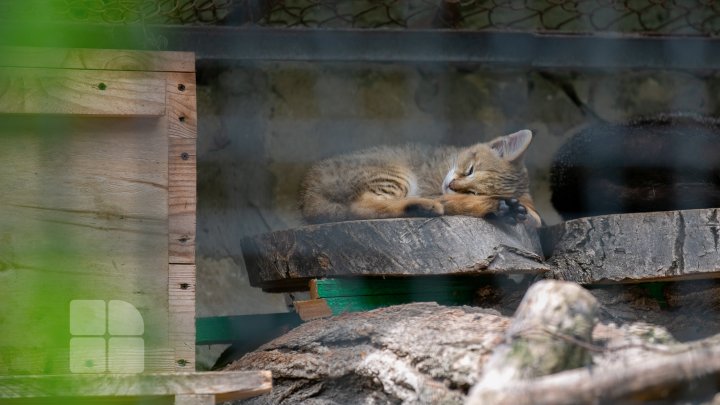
325, 290, 477, 315
196, 313, 302, 345
313, 276, 492, 299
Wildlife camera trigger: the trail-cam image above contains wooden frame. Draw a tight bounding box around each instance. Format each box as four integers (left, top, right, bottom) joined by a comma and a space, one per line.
0, 47, 196, 374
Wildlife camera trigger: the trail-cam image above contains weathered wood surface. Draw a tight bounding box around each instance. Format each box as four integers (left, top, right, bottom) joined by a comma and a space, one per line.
0, 116, 171, 374
0, 46, 196, 72
468, 281, 598, 404
0, 68, 167, 116
0, 371, 271, 400
242, 216, 549, 291
226, 303, 509, 404
226, 284, 720, 405
544, 208, 720, 284
166, 70, 198, 371
469, 329, 720, 405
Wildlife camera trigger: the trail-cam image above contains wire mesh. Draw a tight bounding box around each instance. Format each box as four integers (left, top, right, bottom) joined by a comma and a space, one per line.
0, 0, 233, 24
3, 0, 720, 35
239, 0, 720, 36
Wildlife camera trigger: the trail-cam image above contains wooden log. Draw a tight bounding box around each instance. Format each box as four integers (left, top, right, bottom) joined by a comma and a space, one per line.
544, 208, 720, 284
467, 280, 598, 404
225, 302, 511, 404
242, 216, 549, 292
467, 332, 720, 405
226, 299, 717, 404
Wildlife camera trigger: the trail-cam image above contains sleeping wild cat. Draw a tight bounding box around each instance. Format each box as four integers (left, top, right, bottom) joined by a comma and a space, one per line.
300, 130, 541, 227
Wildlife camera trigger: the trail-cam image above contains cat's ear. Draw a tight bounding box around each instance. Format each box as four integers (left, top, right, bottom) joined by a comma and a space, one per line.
488, 130, 532, 163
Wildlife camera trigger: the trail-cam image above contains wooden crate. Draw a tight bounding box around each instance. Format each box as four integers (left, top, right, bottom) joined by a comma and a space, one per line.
0, 47, 197, 375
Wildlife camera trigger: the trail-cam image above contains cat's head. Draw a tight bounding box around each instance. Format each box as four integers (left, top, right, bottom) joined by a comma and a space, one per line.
442, 130, 532, 197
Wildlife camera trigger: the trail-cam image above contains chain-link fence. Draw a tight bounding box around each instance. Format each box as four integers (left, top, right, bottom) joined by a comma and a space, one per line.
0, 0, 233, 24
244, 0, 720, 35
3, 0, 720, 35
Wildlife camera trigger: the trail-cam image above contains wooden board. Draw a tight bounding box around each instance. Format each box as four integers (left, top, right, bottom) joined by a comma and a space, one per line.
0, 371, 271, 400
294, 275, 503, 319
544, 208, 720, 284
242, 216, 549, 292
310, 275, 502, 299
0, 46, 195, 72
0, 68, 166, 116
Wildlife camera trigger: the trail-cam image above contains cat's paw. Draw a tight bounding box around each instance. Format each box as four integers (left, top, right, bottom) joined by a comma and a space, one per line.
403, 200, 444, 217
496, 198, 528, 225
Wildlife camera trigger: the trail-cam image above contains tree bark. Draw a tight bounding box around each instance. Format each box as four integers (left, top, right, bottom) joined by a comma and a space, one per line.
243, 216, 548, 292
467, 280, 598, 404
224, 281, 720, 404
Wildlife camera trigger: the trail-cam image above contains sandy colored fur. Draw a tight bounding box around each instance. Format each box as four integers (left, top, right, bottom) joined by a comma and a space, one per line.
300, 135, 541, 227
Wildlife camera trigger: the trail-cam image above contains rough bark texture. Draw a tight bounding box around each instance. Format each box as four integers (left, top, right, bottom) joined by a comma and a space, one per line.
468, 281, 597, 404
225, 303, 509, 404
544, 208, 720, 284
475, 279, 720, 342
242, 216, 548, 292
223, 291, 720, 404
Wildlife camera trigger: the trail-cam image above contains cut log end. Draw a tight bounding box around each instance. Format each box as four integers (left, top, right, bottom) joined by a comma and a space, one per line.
242, 216, 548, 292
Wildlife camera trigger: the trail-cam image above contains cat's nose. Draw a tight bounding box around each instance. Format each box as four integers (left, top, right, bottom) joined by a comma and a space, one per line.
448, 180, 459, 191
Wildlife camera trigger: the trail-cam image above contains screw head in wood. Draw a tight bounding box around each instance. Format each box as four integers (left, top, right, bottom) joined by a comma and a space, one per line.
181, 152, 189, 160
97, 82, 107, 90
178, 83, 186, 91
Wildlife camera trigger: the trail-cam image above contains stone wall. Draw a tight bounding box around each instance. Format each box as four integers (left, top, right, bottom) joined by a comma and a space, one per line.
193, 60, 720, 365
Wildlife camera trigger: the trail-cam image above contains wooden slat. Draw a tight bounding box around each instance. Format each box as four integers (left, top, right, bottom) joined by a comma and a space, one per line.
195, 313, 301, 345
0, 47, 195, 72
0, 371, 271, 399
175, 394, 214, 405
294, 299, 332, 321
169, 264, 196, 372
167, 73, 197, 265
166, 69, 197, 371
0, 68, 166, 115
311, 276, 494, 299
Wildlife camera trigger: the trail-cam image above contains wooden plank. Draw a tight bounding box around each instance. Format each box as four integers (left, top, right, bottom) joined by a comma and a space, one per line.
169, 264, 196, 372
311, 275, 496, 299
325, 291, 475, 314
294, 299, 332, 321
196, 313, 301, 345
545, 208, 720, 284
242, 216, 549, 292
0, 115, 171, 374
167, 73, 197, 265
0, 68, 166, 115
174, 394, 214, 405
0, 371, 271, 399
0, 46, 195, 72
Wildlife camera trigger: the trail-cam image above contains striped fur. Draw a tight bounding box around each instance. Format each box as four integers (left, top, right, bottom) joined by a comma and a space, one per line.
300, 131, 541, 227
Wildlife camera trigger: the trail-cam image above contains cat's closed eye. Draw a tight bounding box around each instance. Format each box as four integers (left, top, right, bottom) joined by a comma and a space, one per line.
465, 165, 474, 176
